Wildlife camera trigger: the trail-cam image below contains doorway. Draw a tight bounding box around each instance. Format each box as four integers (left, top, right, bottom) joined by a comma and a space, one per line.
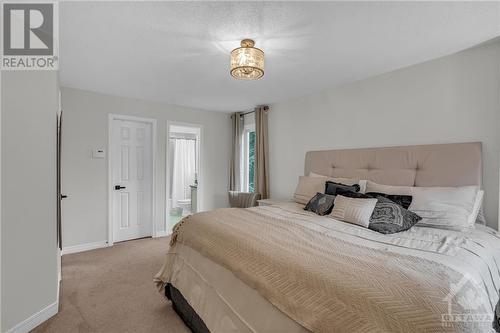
109, 114, 156, 244
167, 123, 201, 232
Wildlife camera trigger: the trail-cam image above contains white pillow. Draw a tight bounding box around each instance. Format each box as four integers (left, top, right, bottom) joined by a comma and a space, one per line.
329, 195, 377, 228
293, 176, 327, 205
308, 172, 327, 178
470, 190, 484, 226
309, 172, 367, 193
365, 181, 479, 231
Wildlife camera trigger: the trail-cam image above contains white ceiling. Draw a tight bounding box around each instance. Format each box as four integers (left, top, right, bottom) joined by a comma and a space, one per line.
60, 1, 500, 112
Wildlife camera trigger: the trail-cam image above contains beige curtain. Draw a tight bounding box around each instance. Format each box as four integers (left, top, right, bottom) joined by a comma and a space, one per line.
229, 112, 243, 191
254, 106, 269, 199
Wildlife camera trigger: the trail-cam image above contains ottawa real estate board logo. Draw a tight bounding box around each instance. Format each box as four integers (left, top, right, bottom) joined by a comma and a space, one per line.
1, 2, 58, 70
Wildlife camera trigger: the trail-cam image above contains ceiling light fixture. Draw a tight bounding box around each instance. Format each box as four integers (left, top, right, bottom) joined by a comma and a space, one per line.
230, 39, 264, 80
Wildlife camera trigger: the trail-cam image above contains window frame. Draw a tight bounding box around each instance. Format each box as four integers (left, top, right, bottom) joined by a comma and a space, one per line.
241, 123, 255, 192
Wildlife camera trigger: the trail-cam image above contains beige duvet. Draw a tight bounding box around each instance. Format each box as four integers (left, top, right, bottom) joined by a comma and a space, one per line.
156, 203, 500, 333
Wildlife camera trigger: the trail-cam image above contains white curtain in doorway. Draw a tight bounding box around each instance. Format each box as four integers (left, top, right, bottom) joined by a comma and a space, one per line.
171, 138, 196, 208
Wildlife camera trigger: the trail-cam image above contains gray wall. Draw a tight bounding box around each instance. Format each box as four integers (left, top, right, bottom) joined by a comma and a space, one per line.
1, 71, 59, 331
60, 87, 231, 248
269, 41, 500, 229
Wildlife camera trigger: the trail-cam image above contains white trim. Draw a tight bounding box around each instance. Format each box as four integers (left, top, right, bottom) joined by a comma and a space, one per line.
61, 241, 108, 255
5, 301, 58, 333
165, 121, 204, 233
108, 114, 157, 246
57, 273, 61, 312
0, 65, 3, 330
107, 114, 113, 246
57, 247, 61, 306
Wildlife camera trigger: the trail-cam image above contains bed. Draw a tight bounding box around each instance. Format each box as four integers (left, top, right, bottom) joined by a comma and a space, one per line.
155, 142, 500, 333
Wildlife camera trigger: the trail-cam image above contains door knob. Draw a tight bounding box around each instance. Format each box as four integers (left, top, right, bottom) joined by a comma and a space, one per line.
114, 185, 126, 190
61, 194, 68, 199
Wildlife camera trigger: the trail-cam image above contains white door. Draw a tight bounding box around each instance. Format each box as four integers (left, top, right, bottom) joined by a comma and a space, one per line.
111, 119, 153, 242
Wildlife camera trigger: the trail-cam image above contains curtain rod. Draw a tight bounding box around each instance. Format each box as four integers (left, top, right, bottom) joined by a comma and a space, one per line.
239, 106, 269, 117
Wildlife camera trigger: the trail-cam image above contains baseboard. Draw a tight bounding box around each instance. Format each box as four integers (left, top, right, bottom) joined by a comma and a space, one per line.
61, 241, 108, 255
5, 301, 58, 333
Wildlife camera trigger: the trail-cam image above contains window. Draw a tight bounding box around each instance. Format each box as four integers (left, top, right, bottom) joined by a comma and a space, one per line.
242, 124, 255, 192
248, 130, 255, 192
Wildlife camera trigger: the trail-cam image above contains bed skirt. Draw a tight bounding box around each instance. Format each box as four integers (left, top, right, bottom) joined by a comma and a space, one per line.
165, 283, 210, 333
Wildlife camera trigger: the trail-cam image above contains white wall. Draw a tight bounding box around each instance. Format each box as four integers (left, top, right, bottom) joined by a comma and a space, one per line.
60, 87, 231, 248
1, 71, 59, 332
269, 40, 500, 229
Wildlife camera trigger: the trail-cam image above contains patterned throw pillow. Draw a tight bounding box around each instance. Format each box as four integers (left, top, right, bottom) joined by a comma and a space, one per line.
369, 196, 421, 234
325, 181, 360, 196
365, 192, 413, 209
304, 193, 336, 216
494, 296, 500, 332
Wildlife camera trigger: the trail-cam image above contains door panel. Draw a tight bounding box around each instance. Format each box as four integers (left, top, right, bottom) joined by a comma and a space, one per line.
120, 192, 130, 228
112, 119, 153, 242
121, 145, 130, 180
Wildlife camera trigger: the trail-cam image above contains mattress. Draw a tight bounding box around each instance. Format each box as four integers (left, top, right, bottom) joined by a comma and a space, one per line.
165, 242, 309, 332
156, 202, 500, 332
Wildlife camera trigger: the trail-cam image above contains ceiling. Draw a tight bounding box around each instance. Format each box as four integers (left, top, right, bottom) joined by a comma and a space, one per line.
60, 1, 500, 112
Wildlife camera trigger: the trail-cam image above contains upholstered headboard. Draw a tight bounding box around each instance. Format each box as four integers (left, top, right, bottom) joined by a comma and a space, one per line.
304, 142, 482, 187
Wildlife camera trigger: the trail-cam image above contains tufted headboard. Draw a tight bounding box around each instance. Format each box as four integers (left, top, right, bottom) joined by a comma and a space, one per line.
304, 142, 482, 187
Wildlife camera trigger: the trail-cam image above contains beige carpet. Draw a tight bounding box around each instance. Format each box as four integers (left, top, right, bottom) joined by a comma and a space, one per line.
32, 237, 190, 333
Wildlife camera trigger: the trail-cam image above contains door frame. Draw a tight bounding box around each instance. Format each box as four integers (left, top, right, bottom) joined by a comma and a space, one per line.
107, 114, 157, 246
165, 121, 203, 234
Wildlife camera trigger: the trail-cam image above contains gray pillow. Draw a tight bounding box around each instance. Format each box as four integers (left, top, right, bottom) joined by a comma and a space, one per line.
325, 181, 360, 196
369, 196, 421, 234
304, 192, 336, 216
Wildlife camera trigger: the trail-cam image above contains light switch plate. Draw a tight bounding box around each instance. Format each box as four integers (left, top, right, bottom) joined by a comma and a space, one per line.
92, 148, 106, 159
